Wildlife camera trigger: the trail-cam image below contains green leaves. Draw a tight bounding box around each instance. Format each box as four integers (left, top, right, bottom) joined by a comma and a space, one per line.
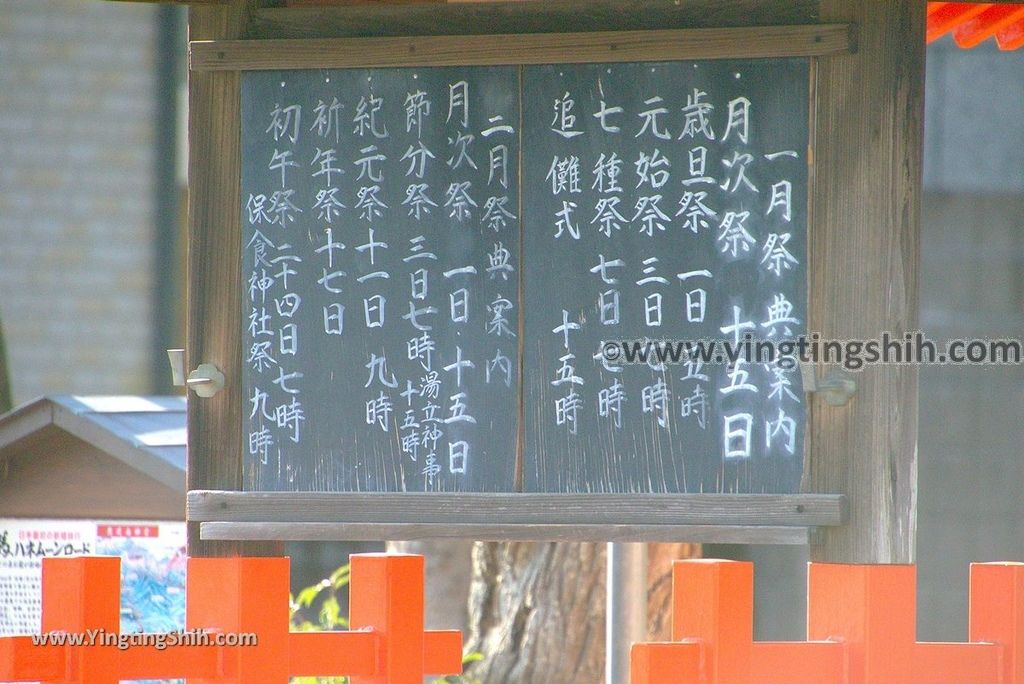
289, 564, 350, 631
287, 562, 486, 684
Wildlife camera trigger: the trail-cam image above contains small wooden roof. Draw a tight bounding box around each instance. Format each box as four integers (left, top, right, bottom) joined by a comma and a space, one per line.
0, 396, 186, 520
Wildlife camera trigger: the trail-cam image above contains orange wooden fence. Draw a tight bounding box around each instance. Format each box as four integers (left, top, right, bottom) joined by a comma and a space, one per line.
0, 553, 461, 683
632, 559, 1024, 683
5, 554, 1024, 683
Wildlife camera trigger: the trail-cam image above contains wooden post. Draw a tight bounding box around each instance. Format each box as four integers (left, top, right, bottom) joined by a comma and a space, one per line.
807, 0, 924, 563
187, 0, 281, 557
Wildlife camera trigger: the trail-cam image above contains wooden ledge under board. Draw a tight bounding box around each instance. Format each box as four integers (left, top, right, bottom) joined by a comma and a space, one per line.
189, 490, 846, 545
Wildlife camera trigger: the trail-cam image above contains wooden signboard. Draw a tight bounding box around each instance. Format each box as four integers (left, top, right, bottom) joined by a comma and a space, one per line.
241, 57, 807, 494
185, 20, 899, 548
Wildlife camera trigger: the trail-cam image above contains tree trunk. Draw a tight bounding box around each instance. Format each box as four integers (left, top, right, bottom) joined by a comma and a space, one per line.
465, 542, 605, 683
465, 541, 699, 682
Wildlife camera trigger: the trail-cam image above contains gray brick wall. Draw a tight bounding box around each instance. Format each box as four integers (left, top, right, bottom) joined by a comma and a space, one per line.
0, 0, 157, 401
917, 193, 1024, 640
924, 37, 1024, 193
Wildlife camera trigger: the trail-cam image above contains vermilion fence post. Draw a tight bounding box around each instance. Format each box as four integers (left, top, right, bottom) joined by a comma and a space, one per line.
186, 556, 292, 683
807, 563, 918, 682
0, 553, 462, 683
970, 562, 1024, 684
0, 556, 220, 683
808, 563, 1003, 683
185, 554, 462, 684
670, 559, 753, 681
631, 559, 1019, 683
348, 553, 463, 684
41, 556, 121, 683
631, 559, 844, 684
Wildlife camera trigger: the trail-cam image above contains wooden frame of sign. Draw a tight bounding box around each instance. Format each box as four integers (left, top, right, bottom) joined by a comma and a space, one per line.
186, 0, 921, 564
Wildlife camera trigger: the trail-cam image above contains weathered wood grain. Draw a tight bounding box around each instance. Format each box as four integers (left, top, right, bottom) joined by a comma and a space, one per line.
191, 25, 852, 71
806, 0, 923, 563
188, 490, 846, 526
200, 521, 815, 544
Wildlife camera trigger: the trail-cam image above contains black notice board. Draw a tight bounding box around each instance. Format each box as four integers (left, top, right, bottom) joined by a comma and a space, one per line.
240, 58, 808, 494
521, 60, 808, 493
241, 67, 521, 491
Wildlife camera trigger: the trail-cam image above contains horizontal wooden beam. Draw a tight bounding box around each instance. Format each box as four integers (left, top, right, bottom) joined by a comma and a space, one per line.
190, 24, 853, 71
188, 490, 846, 526
247, 1, 820, 39
200, 521, 816, 544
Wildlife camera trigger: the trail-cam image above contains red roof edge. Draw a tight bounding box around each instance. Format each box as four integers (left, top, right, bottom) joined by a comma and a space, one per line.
927, 2, 1024, 50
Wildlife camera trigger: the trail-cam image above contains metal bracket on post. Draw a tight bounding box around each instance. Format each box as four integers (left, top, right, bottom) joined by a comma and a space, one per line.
801, 363, 857, 406
167, 349, 224, 398
186, 364, 225, 398
167, 349, 186, 387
